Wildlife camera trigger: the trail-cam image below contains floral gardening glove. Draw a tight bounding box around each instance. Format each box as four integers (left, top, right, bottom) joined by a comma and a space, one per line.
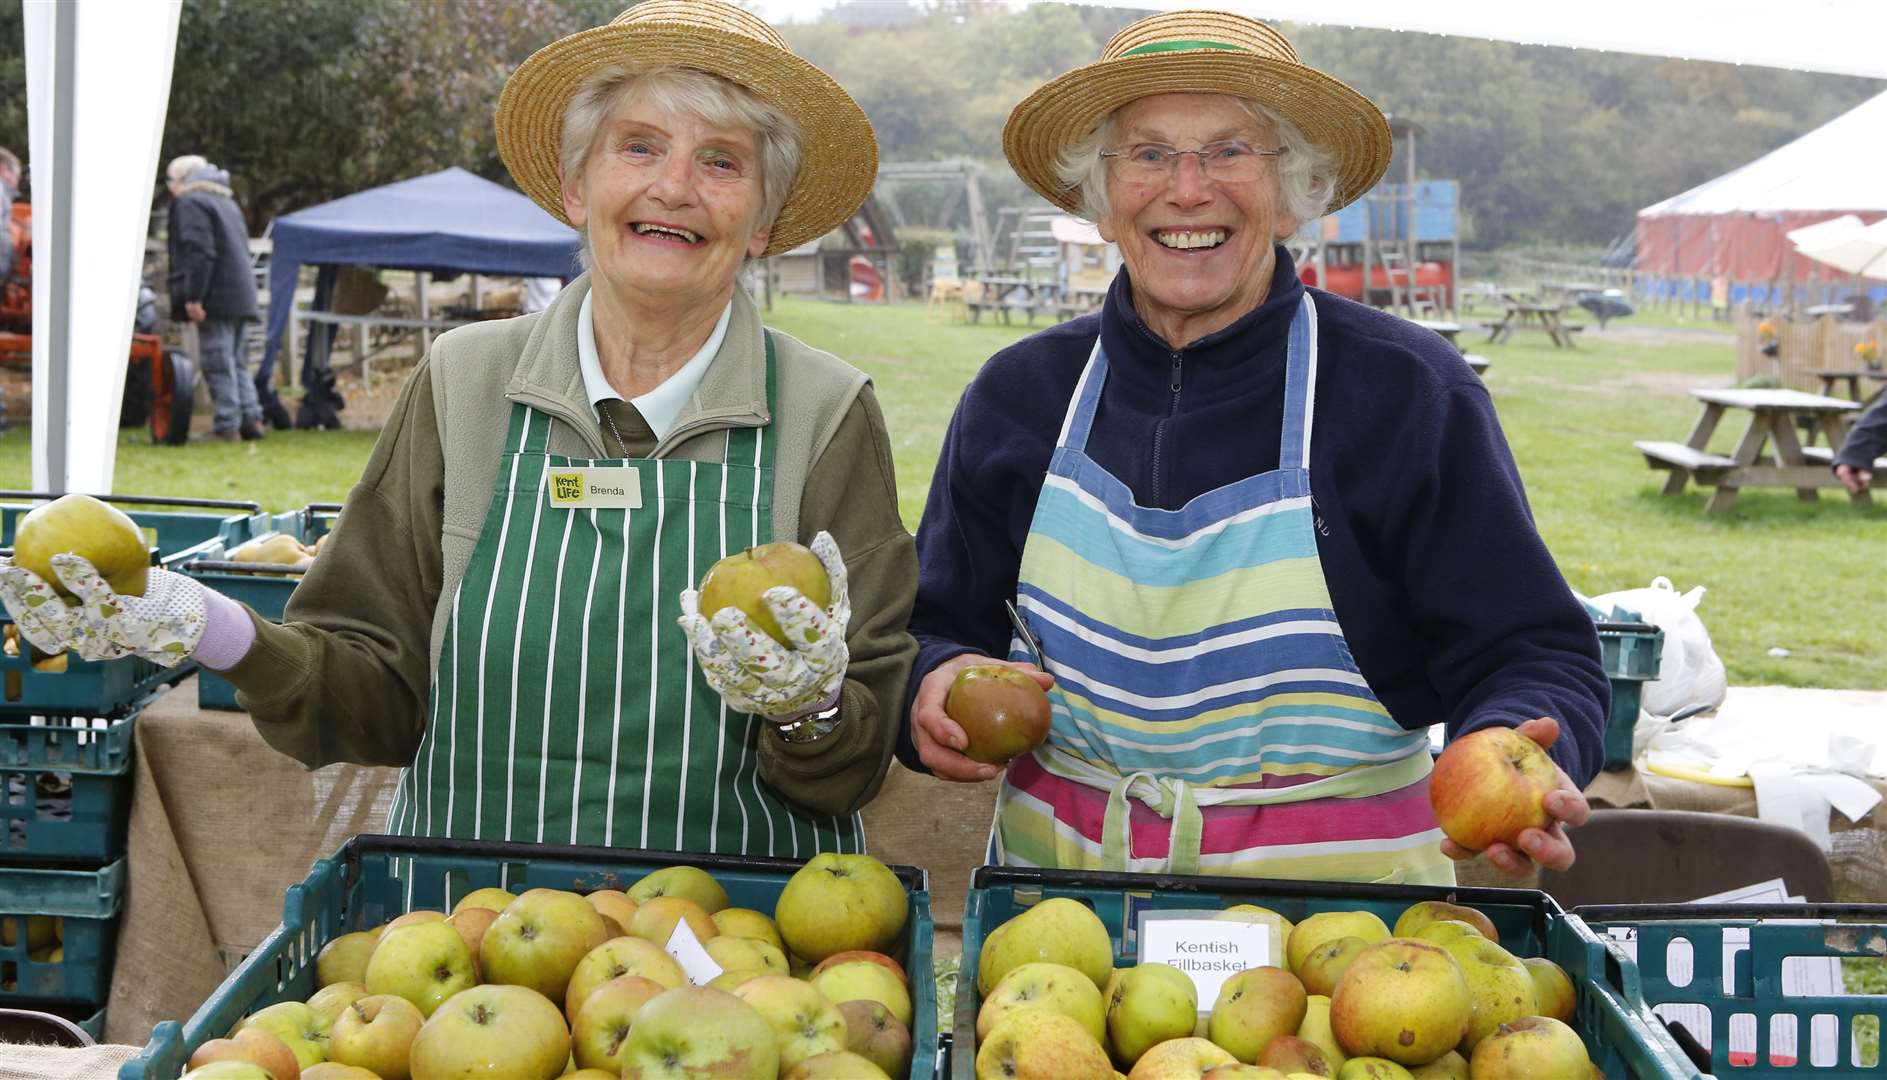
0, 555, 205, 667
678, 531, 850, 722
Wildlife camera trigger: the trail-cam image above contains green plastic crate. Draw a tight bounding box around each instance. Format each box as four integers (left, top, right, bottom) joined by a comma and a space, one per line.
0, 713, 135, 864
184, 504, 339, 712
952, 865, 1703, 1080
1597, 618, 1664, 770
122, 834, 937, 1080
0, 859, 123, 1005
0, 496, 264, 716
1579, 903, 1887, 1076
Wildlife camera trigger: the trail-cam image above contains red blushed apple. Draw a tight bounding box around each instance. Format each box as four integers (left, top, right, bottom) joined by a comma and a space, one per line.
1428, 727, 1557, 852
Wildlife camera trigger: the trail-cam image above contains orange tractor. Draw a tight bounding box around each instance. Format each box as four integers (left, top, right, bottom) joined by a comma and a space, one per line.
1, 200, 196, 444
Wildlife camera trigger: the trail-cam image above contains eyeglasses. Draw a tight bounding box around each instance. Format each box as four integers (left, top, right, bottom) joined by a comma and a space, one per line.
1099, 141, 1285, 184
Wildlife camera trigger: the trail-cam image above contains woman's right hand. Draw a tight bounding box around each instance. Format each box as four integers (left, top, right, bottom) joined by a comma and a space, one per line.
910, 653, 1054, 783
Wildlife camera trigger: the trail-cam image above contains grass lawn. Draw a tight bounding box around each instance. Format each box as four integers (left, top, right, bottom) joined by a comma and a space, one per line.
2, 295, 1879, 690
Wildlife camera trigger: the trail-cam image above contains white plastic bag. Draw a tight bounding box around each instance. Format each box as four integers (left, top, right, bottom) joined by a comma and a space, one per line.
1589, 576, 1729, 718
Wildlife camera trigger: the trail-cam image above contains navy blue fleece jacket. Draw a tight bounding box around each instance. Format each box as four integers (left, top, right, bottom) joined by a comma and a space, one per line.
902, 249, 1608, 786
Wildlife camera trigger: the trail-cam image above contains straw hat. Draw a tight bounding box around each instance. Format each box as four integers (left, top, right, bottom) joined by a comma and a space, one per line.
1003, 10, 1391, 217
496, 0, 876, 258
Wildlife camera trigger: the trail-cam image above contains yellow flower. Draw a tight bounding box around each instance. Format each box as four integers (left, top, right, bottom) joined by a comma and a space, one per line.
1858, 340, 1881, 363
1757, 319, 1779, 343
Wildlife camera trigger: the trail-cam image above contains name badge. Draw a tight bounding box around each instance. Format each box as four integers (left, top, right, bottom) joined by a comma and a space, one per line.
546, 466, 643, 509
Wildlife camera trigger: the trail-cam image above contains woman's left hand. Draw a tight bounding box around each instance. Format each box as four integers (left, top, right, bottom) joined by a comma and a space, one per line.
678, 531, 851, 722
1440, 717, 1591, 875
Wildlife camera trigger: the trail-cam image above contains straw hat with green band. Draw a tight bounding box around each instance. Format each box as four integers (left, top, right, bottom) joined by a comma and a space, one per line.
495, 0, 876, 258
1003, 9, 1392, 217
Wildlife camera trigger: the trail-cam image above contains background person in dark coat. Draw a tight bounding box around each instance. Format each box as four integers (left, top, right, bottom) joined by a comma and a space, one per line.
166, 154, 264, 440
1833, 393, 1887, 496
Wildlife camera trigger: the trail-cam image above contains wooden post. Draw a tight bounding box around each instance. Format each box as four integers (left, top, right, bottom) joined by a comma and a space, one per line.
417, 271, 432, 361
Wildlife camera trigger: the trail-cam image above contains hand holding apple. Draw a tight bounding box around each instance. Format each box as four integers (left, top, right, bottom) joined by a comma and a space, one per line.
1430, 719, 1589, 875
910, 653, 1054, 783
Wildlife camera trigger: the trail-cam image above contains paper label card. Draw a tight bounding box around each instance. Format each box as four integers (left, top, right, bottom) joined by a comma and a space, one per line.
547, 467, 643, 510
665, 918, 724, 986
1136, 908, 1281, 1007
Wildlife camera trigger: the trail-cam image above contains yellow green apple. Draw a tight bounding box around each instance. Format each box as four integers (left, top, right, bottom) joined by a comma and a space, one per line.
1432, 935, 1535, 1052
186, 1064, 281, 1080
783, 1050, 892, 1079
305, 982, 369, 1027
1338, 1058, 1413, 1079
733, 974, 848, 1070
1127, 1036, 1236, 1078
810, 958, 913, 1027
563, 936, 686, 1024
1287, 912, 1389, 975
711, 908, 783, 953
571, 975, 666, 1073
1108, 962, 1198, 1067
240, 1002, 331, 1070
1202, 1067, 1288, 1079
1467, 1016, 1590, 1079
976, 1008, 1114, 1079
13, 493, 149, 598
584, 890, 639, 934
1408, 1049, 1468, 1078
445, 906, 499, 976
774, 853, 908, 963
708, 968, 767, 992
408, 984, 568, 1080
452, 888, 516, 916
697, 541, 830, 645
1297, 994, 1346, 1074
298, 1065, 377, 1080
704, 935, 789, 978
977, 896, 1114, 993
1522, 957, 1576, 1024
1392, 902, 1497, 943
618, 986, 777, 1079
808, 949, 908, 986
1299, 936, 1371, 998
328, 994, 424, 1080
838, 999, 912, 1077
1329, 940, 1471, 1066
627, 866, 730, 913
976, 960, 1105, 1043
316, 933, 381, 989
364, 921, 477, 1018
481, 888, 611, 1003
1412, 921, 1486, 953
1209, 966, 1308, 1064
1257, 1035, 1332, 1076
385, 911, 447, 931
627, 895, 718, 948
188, 1027, 302, 1080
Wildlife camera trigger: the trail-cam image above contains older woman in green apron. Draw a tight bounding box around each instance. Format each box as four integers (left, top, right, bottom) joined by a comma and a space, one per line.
902, 10, 1608, 882
0, 1, 915, 858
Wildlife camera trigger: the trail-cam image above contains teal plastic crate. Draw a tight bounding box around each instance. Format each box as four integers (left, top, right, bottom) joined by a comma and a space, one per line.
183, 504, 338, 712
1597, 618, 1664, 770
122, 834, 937, 1080
0, 713, 134, 864
1579, 903, 1887, 1077
0, 859, 123, 1005
0, 494, 263, 716
952, 865, 1702, 1080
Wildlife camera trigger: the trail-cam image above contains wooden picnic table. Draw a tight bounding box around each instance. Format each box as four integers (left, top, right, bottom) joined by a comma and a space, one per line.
1805, 367, 1887, 405
1410, 317, 1490, 377
1634, 388, 1865, 512
1485, 300, 1585, 347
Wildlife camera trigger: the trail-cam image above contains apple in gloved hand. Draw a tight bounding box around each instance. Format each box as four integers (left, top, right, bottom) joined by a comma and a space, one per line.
697, 541, 830, 646
12, 494, 149, 598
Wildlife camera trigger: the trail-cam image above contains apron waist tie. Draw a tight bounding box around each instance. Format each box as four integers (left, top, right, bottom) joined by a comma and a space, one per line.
1104, 771, 1204, 875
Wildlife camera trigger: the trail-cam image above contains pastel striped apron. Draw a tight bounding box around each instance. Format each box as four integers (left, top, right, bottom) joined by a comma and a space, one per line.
388, 338, 863, 857
993, 294, 1454, 884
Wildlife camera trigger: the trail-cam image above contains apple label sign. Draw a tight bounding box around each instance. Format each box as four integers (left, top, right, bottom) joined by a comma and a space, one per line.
1136, 908, 1281, 1008
664, 918, 724, 986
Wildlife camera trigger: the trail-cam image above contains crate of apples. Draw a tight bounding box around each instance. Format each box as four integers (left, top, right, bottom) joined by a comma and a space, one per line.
130, 836, 937, 1080
956, 867, 1696, 1080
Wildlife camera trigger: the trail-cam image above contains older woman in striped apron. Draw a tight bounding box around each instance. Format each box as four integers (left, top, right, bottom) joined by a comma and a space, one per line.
1, 1, 915, 859
903, 10, 1608, 883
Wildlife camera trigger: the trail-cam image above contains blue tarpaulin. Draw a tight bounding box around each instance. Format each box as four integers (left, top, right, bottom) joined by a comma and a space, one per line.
261, 167, 581, 384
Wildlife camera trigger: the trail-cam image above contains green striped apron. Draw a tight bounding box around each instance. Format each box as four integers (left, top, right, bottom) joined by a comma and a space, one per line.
387, 339, 864, 857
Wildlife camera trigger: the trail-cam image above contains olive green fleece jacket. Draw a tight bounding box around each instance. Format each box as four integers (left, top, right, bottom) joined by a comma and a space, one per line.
221, 278, 917, 817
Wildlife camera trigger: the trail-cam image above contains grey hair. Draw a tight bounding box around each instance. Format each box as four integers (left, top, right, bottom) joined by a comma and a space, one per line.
1053, 99, 1336, 228
559, 66, 802, 267
166, 154, 208, 184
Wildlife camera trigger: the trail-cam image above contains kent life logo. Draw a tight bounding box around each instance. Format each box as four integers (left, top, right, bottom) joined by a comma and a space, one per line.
551, 473, 584, 504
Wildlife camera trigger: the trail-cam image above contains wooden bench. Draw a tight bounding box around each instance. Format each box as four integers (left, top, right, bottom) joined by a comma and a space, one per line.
1634, 440, 1737, 483
1802, 445, 1887, 469
1463, 354, 1490, 375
